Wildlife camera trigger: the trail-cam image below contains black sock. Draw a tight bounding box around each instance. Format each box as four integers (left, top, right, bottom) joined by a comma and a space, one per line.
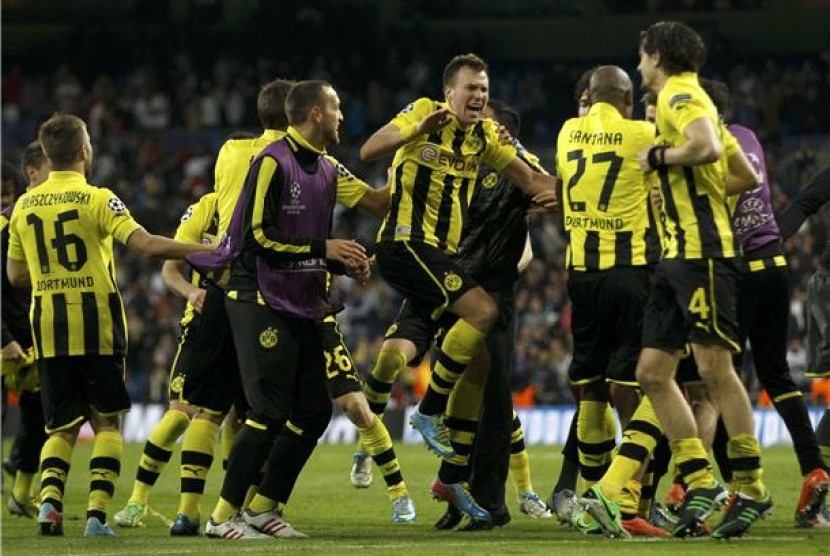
555, 413, 579, 492
774, 396, 826, 474
220, 425, 276, 508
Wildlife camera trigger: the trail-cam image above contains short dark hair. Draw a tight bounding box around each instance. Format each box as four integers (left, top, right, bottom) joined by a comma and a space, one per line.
38, 114, 86, 169
641, 90, 658, 107
21, 140, 47, 175
2, 162, 23, 196
487, 99, 521, 137
574, 68, 596, 102
443, 53, 488, 87
699, 78, 730, 117
640, 21, 707, 75
285, 80, 332, 126
257, 79, 296, 131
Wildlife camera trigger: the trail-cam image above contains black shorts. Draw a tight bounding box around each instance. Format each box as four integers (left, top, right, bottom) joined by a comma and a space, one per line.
169, 284, 242, 415
675, 349, 702, 384
38, 355, 131, 433
319, 315, 363, 399
568, 267, 650, 386
383, 300, 445, 366
376, 240, 477, 322
225, 298, 329, 428
806, 267, 830, 378
642, 258, 741, 353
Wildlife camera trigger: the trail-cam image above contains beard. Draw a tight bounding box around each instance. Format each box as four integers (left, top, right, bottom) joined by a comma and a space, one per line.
324, 126, 340, 147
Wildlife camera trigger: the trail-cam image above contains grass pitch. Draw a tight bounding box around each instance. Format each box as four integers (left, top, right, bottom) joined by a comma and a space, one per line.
1, 441, 828, 555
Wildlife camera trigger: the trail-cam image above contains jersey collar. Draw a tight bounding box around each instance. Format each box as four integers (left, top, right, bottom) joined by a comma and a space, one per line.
587, 102, 623, 119
287, 126, 326, 155
262, 129, 286, 142
46, 170, 86, 183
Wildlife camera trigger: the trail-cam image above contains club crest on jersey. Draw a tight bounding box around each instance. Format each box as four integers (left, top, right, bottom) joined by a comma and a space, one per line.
259, 326, 279, 349
443, 272, 463, 292
170, 375, 185, 394
107, 197, 127, 215
482, 172, 498, 189
465, 135, 483, 152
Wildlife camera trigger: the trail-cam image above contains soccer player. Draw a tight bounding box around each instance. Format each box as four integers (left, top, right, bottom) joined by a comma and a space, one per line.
113, 190, 242, 536
5, 114, 214, 537
553, 66, 663, 538
634, 21, 771, 538
360, 52, 556, 462
198, 80, 373, 539
702, 78, 830, 528
777, 163, 830, 526
2, 146, 50, 518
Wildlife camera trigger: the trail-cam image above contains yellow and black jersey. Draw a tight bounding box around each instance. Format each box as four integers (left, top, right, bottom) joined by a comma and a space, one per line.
174, 192, 220, 327
655, 73, 740, 260
377, 97, 518, 254
7, 171, 142, 358
557, 102, 661, 271
214, 129, 286, 236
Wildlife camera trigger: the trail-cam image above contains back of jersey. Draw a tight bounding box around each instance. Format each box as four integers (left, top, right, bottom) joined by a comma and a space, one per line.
8, 171, 142, 358
557, 102, 661, 271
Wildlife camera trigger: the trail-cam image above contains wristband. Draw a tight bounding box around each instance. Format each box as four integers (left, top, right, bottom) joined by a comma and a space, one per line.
647, 145, 668, 170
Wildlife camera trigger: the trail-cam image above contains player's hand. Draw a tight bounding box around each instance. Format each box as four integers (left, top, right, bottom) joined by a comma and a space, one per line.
417, 108, 454, 135
187, 288, 207, 313
326, 239, 367, 267
346, 258, 372, 285
497, 125, 516, 146
531, 188, 558, 212
1, 340, 25, 360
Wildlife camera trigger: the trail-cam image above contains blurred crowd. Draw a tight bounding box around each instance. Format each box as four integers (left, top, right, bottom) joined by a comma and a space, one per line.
3, 11, 829, 407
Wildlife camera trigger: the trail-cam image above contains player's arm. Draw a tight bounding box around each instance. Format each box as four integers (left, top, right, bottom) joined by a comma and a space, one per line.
359, 98, 453, 161
517, 233, 533, 273
161, 260, 206, 313
652, 117, 722, 169
353, 185, 390, 218
726, 148, 761, 195
777, 164, 830, 240
499, 159, 558, 210
6, 257, 30, 288
329, 158, 390, 218
125, 228, 213, 259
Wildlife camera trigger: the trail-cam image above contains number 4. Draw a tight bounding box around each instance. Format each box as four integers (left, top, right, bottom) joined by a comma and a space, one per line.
688, 287, 710, 321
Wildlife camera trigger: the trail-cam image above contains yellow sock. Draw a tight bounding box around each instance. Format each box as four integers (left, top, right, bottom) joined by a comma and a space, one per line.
599, 396, 661, 497
220, 419, 238, 472
211, 497, 239, 524
671, 437, 715, 490
510, 450, 534, 494
39, 435, 72, 510
88, 430, 123, 518
364, 345, 407, 414
443, 355, 486, 471
178, 419, 219, 521
242, 485, 259, 510
248, 493, 278, 514
727, 433, 766, 499
425, 320, 486, 406
357, 415, 408, 499
12, 471, 35, 503
131, 409, 190, 504
577, 400, 616, 488
618, 479, 642, 517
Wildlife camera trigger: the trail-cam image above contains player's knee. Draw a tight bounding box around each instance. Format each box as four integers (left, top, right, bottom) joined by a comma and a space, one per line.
470, 295, 498, 331
635, 363, 665, 391
375, 343, 411, 381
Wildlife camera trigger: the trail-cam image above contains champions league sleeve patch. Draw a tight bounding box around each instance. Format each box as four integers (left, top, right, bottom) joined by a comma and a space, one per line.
107, 197, 127, 215
336, 163, 354, 179
669, 93, 692, 108
399, 102, 415, 115
180, 205, 194, 221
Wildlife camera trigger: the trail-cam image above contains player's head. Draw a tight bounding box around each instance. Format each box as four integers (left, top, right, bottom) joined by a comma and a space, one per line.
258, 78, 296, 131
638, 21, 706, 89
575, 68, 596, 116
483, 99, 520, 137
1, 162, 23, 208
699, 78, 730, 120
21, 140, 50, 189
443, 53, 489, 127
38, 114, 92, 176
286, 80, 342, 147
641, 90, 658, 123
589, 65, 634, 118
